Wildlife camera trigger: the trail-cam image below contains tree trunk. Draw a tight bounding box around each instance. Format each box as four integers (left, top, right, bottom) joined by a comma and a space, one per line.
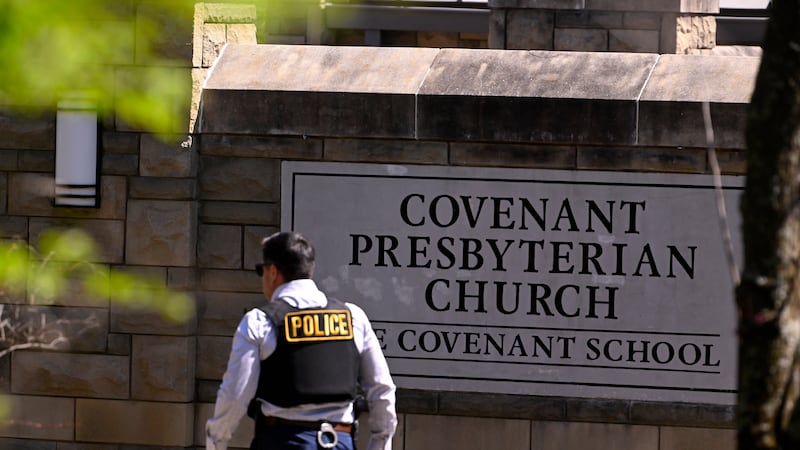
738, 1, 800, 448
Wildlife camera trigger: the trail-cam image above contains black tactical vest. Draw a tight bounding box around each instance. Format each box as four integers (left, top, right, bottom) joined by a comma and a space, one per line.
253, 298, 360, 408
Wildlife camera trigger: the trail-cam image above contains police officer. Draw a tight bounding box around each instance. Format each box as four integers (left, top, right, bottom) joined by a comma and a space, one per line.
206, 231, 397, 450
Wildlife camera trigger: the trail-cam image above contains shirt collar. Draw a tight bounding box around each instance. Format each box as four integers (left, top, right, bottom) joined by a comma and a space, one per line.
271, 278, 327, 308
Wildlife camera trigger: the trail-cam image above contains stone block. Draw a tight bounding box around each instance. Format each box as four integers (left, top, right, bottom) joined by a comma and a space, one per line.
56, 443, 117, 450
565, 398, 629, 422
418, 49, 657, 145
125, 200, 196, 266
129, 176, 196, 200
506, 10, 554, 50
200, 201, 279, 225
439, 392, 565, 420
199, 135, 322, 159
195, 403, 254, 448
197, 379, 220, 402
0, 110, 55, 150
191, 68, 208, 131
108, 333, 132, 355
629, 401, 734, 427
7, 173, 54, 217
555, 11, 623, 28
200, 269, 261, 293
11, 351, 129, 399
638, 54, 758, 149
102, 131, 140, 154
396, 389, 439, 414
676, 15, 717, 53
0, 216, 28, 238
196, 335, 233, 379
0, 306, 109, 352
531, 421, 659, 450
227, 23, 257, 44
203, 89, 417, 139
0, 438, 55, 449
623, 12, 662, 30
202, 3, 258, 23
199, 156, 279, 202
450, 142, 576, 168
197, 291, 265, 336
0, 395, 74, 441
202, 23, 227, 67
555, 28, 608, 51
198, 224, 242, 269
110, 301, 197, 336
659, 426, 736, 450
140, 134, 195, 178
102, 153, 139, 176
18, 150, 54, 172
244, 226, 278, 270
131, 335, 196, 402
354, 412, 404, 450
404, 414, 531, 450
0, 355, 9, 392
76, 399, 194, 446
714, 150, 746, 175
8, 173, 126, 220
0, 215, 28, 239
168, 267, 199, 291
609, 29, 660, 53
0, 173, 6, 214
584, 0, 719, 13
201, 45, 438, 138
577, 146, 706, 173
29, 217, 125, 264
0, 149, 17, 170
324, 139, 448, 165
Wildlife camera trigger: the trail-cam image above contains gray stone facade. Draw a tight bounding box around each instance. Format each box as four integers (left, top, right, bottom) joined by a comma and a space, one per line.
489, 0, 719, 54
0, 2, 753, 449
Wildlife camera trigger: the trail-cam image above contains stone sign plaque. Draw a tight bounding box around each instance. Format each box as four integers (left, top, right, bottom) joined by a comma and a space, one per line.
281, 161, 742, 404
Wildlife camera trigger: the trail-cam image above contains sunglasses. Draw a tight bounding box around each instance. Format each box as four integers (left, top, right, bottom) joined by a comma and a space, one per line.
255, 262, 273, 276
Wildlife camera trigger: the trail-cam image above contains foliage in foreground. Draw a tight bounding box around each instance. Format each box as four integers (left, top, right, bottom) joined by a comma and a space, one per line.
0, 229, 194, 357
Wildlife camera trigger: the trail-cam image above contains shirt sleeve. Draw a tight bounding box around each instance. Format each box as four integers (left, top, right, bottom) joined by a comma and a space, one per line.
206, 310, 266, 450
351, 305, 398, 450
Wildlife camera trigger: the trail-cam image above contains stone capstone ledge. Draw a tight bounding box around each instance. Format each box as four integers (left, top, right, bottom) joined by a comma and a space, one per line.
200, 44, 759, 149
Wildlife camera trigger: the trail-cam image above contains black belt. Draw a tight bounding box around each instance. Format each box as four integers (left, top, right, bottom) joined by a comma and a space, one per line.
258, 415, 353, 433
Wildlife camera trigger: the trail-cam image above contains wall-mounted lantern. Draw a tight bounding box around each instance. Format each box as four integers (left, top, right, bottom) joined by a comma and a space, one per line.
54, 93, 99, 207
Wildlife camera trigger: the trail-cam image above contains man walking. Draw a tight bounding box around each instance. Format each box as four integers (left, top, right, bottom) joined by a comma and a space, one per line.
206, 231, 397, 450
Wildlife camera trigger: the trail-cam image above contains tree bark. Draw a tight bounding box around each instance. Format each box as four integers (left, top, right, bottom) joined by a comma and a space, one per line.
738, 1, 800, 448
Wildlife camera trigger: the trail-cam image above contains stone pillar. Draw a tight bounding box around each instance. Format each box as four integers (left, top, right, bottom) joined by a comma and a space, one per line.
488, 0, 719, 54
191, 3, 258, 132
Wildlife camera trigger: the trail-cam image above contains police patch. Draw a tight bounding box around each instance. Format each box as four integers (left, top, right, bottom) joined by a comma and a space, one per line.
284, 309, 354, 342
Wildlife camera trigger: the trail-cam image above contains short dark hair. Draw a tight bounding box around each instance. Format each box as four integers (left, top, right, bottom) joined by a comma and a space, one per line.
261, 231, 315, 280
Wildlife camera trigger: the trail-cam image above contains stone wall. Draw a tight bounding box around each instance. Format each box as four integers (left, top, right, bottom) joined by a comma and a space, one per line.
0, 3, 758, 450
194, 44, 755, 449
0, 2, 253, 449
489, 0, 719, 54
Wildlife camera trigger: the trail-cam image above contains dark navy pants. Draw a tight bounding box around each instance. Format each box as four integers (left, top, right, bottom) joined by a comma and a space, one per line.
250, 423, 354, 450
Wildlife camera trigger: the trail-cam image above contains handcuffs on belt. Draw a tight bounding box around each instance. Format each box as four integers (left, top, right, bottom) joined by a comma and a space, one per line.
317, 422, 338, 449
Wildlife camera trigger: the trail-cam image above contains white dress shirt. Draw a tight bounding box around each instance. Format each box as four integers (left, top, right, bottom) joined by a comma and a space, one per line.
206, 279, 397, 450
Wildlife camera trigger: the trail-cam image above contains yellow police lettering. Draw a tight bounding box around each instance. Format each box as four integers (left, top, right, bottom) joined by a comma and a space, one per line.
328, 314, 339, 335
284, 309, 354, 342
290, 316, 303, 337
337, 313, 349, 335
